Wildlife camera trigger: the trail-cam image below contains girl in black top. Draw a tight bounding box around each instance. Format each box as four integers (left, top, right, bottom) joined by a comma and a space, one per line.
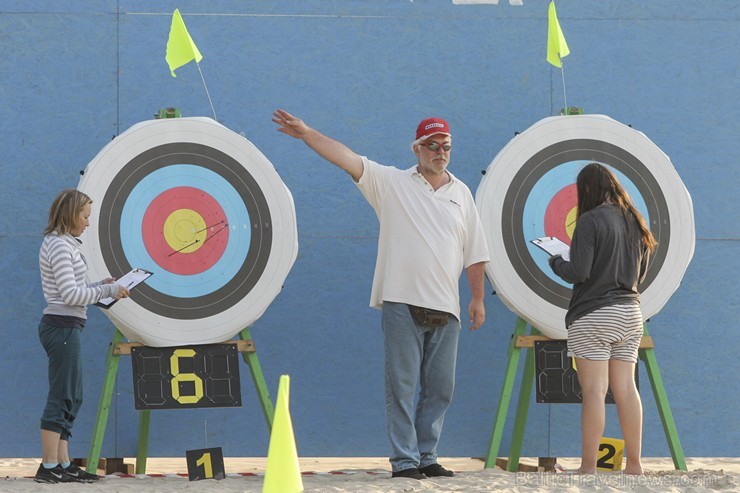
550, 163, 657, 475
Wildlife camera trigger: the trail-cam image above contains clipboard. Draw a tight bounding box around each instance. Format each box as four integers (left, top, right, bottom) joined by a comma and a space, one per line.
96, 268, 153, 309
531, 237, 570, 261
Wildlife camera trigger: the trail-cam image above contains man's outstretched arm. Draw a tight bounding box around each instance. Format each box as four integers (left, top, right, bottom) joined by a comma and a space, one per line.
273, 109, 364, 182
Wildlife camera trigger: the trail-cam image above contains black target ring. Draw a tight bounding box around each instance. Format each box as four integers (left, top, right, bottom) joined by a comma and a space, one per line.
98, 142, 272, 319
504, 139, 669, 310
78, 118, 298, 347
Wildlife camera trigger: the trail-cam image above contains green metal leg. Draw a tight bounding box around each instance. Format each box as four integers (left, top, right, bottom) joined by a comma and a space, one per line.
240, 327, 275, 429
135, 410, 151, 474
506, 329, 539, 472
484, 318, 529, 468
484, 322, 686, 472
86, 328, 125, 473
639, 326, 687, 471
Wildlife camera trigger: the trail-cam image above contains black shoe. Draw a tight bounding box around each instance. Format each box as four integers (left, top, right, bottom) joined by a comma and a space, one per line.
419, 463, 455, 477
391, 467, 425, 480
34, 464, 73, 483
65, 462, 101, 483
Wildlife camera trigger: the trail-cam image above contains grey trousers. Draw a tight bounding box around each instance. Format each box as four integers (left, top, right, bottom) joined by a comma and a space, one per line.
39, 322, 83, 440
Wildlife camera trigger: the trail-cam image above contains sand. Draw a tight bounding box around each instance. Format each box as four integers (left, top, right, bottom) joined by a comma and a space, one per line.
1, 457, 737, 492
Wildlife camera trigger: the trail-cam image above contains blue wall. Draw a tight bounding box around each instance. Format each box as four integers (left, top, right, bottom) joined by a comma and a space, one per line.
0, 1, 737, 460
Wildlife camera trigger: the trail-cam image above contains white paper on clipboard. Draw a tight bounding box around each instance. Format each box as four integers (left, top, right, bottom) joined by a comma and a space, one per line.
531, 237, 570, 261
96, 268, 153, 309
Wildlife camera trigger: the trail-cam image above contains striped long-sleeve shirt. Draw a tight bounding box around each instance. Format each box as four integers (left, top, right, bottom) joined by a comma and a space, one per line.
39, 233, 119, 319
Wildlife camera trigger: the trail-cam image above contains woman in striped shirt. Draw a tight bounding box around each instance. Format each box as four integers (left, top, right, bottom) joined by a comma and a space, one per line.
549, 163, 657, 475
35, 190, 129, 484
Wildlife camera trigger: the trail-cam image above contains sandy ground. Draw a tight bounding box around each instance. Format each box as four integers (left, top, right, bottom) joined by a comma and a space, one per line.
1, 457, 737, 492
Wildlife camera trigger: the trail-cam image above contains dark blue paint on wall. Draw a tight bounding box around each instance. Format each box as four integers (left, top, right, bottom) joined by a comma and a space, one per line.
0, 1, 737, 459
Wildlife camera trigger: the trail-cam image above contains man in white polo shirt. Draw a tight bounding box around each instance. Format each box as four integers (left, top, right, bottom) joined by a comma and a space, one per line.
273, 109, 489, 480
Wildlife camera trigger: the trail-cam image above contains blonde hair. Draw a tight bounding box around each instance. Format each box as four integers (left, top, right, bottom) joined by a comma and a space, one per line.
44, 189, 92, 236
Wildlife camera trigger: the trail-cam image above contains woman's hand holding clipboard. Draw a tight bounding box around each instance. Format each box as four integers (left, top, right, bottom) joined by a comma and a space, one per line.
96, 268, 153, 308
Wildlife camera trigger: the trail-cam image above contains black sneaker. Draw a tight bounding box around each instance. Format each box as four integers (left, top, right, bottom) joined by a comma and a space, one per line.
34, 464, 73, 483
419, 463, 455, 477
391, 467, 425, 480
65, 462, 101, 483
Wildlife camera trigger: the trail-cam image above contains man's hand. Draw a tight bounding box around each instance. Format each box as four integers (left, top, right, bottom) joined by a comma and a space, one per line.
272, 109, 309, 139
465, 262, 487, 330
468, 298, 485, 331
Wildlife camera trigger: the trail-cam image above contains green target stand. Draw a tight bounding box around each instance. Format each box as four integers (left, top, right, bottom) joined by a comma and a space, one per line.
473, 115, 695, 473
483, 317, 686, 471
85, 327, 274, 475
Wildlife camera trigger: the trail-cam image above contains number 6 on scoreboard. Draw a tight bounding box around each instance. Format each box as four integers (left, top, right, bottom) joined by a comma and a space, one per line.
170, 349, 204, 404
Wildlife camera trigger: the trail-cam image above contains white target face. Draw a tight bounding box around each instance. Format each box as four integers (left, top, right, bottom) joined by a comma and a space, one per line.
78, 117, 298, 347
476, 115, 695, 339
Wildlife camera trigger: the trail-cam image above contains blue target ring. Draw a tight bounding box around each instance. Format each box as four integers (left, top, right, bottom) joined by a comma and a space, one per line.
121, 164, 250, 297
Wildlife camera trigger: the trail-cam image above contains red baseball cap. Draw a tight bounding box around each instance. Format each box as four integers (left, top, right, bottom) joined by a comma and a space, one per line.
415, 117, 451, 141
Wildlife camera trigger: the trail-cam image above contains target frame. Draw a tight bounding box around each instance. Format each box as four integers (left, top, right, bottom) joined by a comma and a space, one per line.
78, 117, 298, 347
475, 114, 694, 339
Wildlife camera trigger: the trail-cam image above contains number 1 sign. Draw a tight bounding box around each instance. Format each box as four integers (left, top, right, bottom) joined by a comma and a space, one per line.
186, 447, 226, 480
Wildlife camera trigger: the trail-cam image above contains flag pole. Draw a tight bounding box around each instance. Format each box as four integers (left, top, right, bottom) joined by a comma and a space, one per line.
195, 62, 217, 121
560, 66, 568, 113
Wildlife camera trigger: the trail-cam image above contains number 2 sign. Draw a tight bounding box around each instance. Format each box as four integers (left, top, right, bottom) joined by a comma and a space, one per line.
597, 437, 625, 471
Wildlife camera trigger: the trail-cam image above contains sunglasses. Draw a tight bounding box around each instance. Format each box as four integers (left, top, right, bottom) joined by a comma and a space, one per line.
420, 141, 452, 152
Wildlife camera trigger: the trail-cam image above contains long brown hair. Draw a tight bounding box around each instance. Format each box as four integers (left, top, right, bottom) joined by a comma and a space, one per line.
43, 189, 92, 236
576, 163, 657, 253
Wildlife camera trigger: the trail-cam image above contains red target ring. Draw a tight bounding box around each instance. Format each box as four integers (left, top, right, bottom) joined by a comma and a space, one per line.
543, 184, 577, 245
142, 186, 229, 275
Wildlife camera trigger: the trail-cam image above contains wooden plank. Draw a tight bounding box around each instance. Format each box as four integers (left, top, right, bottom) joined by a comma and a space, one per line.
515, 335, 653, 349
640, 336, 654, 348
495, 458, 539, 472
514, 335, 551, 348
113, 339, 255, 356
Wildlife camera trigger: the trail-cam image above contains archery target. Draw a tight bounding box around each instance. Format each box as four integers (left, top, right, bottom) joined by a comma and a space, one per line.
475, 114, 694, 339
78, 117, 298, 347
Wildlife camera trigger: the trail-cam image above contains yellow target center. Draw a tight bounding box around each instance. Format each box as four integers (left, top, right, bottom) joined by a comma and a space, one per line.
163, 209, 207, 253
565, 207, 579, 240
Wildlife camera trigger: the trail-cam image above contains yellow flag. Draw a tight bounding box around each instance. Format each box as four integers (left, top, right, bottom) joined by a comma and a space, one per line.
547, 1, 570, 68
165, 9, 203, 77
263, 375, 303, 493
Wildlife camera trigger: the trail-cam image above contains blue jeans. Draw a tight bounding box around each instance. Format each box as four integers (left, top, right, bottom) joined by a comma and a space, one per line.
382, 301, 460, 472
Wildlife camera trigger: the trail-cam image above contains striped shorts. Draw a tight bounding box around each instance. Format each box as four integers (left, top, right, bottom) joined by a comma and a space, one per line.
567, 303, 644, 363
